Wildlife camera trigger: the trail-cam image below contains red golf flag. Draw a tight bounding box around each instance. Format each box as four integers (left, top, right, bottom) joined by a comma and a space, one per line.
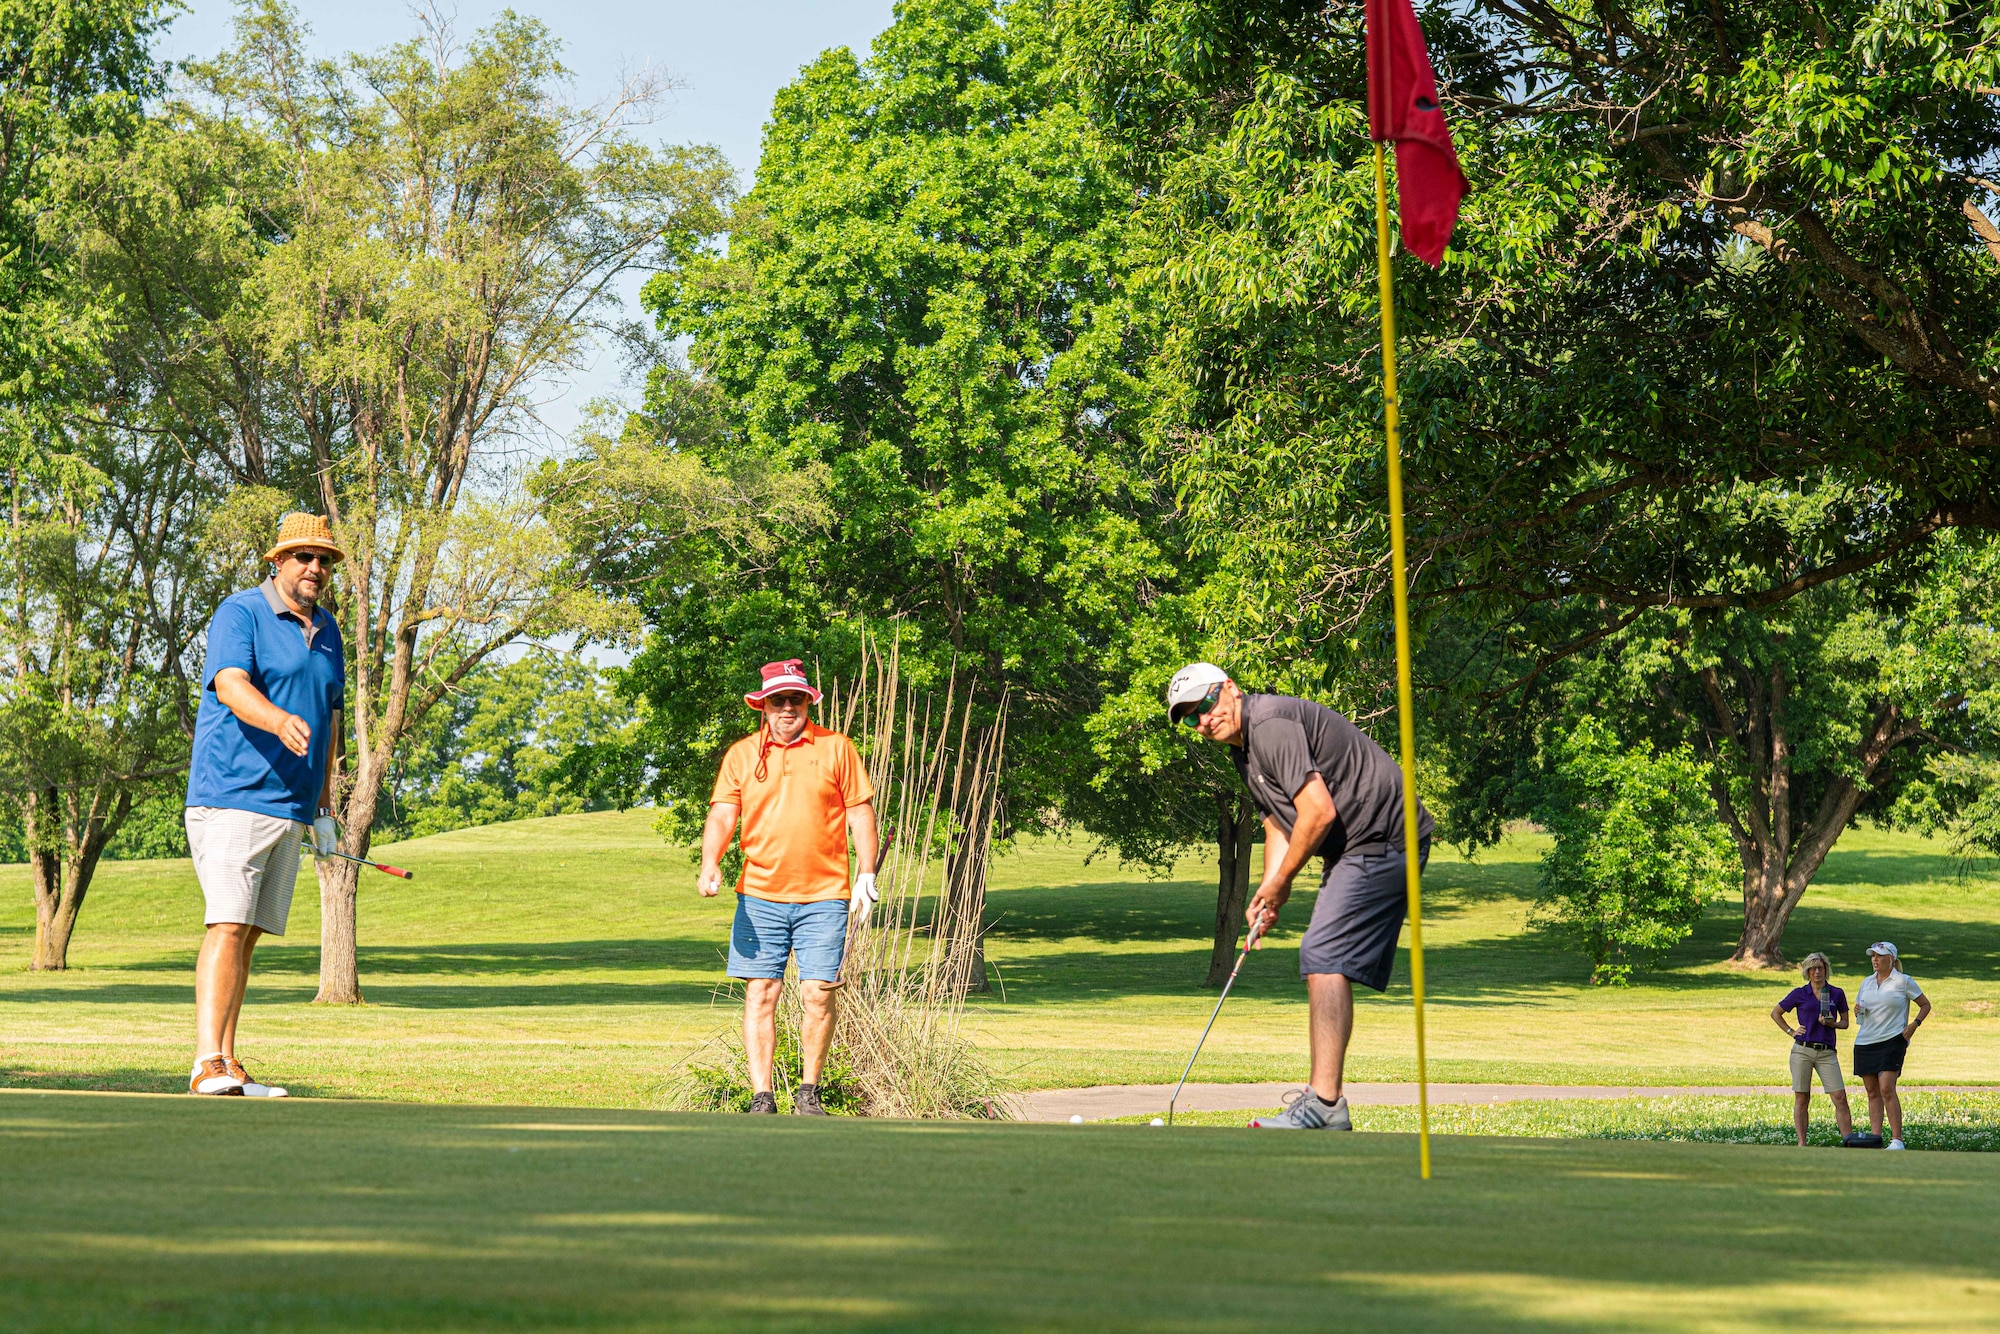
1366, 0, 1468, 266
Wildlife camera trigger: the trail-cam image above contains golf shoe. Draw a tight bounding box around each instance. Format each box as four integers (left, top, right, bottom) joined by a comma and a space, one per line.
1248, 1088, 1352, 1130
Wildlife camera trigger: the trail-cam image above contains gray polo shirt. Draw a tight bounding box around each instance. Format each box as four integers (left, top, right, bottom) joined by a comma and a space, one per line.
1231, 693, 1434, 862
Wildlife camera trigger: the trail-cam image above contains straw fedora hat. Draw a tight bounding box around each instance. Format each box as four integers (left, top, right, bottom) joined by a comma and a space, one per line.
263, 512, 348, 565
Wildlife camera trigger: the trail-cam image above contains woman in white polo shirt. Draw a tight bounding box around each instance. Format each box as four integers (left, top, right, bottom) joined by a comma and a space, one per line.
1851, 941, 1932, 1150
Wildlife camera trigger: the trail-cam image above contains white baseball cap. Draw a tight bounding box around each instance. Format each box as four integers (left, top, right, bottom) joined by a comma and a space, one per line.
1165, 662, 1230, 723
1867, 941, 1898, 958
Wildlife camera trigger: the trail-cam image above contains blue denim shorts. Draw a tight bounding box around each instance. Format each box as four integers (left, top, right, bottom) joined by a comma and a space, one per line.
727, 895, 850, 983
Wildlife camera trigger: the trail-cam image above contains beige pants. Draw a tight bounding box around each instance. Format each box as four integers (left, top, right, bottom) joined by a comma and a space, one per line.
1790, 1043, 1845, 1094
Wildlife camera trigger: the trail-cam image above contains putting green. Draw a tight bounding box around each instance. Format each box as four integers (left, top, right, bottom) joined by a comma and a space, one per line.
3, 1090, 1996, 1332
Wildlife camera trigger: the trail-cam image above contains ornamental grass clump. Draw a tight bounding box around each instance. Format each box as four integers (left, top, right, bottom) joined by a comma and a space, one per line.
662, 636, 1011, 1119
659, 986, 861, 1115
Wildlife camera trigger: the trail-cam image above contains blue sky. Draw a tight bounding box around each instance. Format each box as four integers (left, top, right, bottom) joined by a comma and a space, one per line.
160, 1, 899, 428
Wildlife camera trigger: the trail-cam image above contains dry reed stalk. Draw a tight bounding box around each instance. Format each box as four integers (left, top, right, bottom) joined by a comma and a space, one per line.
821, 634, 1010, 1118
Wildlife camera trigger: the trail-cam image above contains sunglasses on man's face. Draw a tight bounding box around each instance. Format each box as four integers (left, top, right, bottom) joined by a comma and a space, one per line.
289, 551, 334, 568
765, 693, 812, 710
1176, 689, 1221, 727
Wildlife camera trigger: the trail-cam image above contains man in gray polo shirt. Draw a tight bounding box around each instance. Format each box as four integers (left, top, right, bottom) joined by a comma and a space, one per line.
1167, 662, 1433, 1130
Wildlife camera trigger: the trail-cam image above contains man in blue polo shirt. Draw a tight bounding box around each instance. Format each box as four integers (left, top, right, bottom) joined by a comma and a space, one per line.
183, 513, 347, 1097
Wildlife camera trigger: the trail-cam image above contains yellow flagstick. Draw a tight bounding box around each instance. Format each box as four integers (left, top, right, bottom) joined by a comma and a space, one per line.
1372, 140, 1431, 1180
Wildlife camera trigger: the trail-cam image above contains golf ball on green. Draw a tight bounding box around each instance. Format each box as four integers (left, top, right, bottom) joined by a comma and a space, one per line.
1150, 1118, 1165, 1127
1069, 1114, 1084, 1124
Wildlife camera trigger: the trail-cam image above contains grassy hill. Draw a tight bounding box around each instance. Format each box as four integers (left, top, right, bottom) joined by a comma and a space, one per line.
2, 811, 1997, 1102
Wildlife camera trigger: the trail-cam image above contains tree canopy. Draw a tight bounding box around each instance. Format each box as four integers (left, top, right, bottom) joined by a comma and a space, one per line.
11, 0, 2000, 983
1063, 0, 2000, 682
630, 0, 1173, 842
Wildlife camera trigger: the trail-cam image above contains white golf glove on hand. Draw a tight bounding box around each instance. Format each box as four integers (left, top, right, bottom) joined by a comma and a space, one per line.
313, 814, 339, 856
850, 872, 879, 918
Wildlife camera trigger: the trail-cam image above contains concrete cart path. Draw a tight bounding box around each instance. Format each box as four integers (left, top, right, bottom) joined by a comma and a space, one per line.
1015, 1082, 1995, 1123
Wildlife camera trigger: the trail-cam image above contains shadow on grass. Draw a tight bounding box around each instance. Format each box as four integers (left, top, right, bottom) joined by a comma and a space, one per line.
1643, 898, 2000, 985
0, 1065, 188, 1095
1813, 843, 1985, 888
0, 975, 735, 1008
3, 1096, 1998, 1333
986, 874, 1492, 949
253, 939, 729, 977
77, 937, 731, 979
1556, 1121, 2000, 1152
0, 1066, 335, 1098
979, 889, 2000, 1007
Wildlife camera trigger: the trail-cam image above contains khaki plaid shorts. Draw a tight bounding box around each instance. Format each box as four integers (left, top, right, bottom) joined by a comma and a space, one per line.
185, 806, 306, 935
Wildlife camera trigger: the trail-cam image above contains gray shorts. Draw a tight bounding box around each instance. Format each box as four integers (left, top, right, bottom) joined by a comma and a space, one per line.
1300, 841, 1427, 992
185, 806, 306, 935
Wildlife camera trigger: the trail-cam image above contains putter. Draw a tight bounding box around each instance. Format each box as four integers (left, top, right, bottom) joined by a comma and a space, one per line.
1166, 912, 1268, 1126
303, 843, 415, 879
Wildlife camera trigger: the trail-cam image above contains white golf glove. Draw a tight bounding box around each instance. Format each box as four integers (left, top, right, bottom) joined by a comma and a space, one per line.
850, 872, 879, 918
313, 814, 339, 856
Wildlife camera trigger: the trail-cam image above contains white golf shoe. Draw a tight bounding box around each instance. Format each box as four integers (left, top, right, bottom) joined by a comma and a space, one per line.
227, 1058, 288, 1098
1887, 1138, 1905, 1150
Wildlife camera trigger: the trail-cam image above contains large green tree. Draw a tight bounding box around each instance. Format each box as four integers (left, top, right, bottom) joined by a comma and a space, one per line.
0, 0, 161, 398
1059, 0, 2000, 958
65, 1, 734, 1000
1442, 535, 2000, 965
1062, 0, 2000, 673
632, 0, 1172, 854
0, 0, 193, 969
379, 649, 641, 840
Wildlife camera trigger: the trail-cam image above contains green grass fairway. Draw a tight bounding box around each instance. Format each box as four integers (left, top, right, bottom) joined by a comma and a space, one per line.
4, 1091, 1996, 1334
3, 812, 1998, 1099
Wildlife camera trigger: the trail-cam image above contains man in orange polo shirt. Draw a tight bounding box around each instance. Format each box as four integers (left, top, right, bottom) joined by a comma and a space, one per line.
698, 659, 879, 1115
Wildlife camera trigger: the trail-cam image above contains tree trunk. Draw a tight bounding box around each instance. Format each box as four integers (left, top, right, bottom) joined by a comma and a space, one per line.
1205, 796, 1258, 986
1730, 862, 1792, 969
33, 879, 84, 971
29, 847, 77, 972
317, 736, 380, 1005
24, 788, 124, 972
1701, 663, 1925, 969
313, 857, 364, 1003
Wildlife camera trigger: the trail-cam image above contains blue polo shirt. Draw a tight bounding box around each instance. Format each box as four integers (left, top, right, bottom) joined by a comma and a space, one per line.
185, 579, 345, 823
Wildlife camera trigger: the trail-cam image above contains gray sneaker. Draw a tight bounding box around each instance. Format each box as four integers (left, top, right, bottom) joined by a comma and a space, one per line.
793, 1084, 828, 1116
747, 1091, 778, 1114
1248, 1089, 1352, 1130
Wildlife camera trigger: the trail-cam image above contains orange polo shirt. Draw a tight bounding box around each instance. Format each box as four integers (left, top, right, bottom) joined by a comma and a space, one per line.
710, 722, 874, 903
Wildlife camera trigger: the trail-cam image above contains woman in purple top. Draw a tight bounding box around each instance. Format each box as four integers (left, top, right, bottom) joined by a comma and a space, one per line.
1771, 951, 1853, 1146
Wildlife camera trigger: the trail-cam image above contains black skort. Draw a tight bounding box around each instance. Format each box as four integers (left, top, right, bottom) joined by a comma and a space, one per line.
1852, 1036, 1908, 1077
1300, 840, 1428, 992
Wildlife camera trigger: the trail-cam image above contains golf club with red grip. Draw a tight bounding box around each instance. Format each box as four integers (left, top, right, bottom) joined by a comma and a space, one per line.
302, 843, 415, 879
1166, 909, 1269, 1125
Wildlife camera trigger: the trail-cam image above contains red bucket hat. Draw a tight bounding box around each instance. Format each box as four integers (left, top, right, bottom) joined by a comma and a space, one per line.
744, 658, 822, 709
